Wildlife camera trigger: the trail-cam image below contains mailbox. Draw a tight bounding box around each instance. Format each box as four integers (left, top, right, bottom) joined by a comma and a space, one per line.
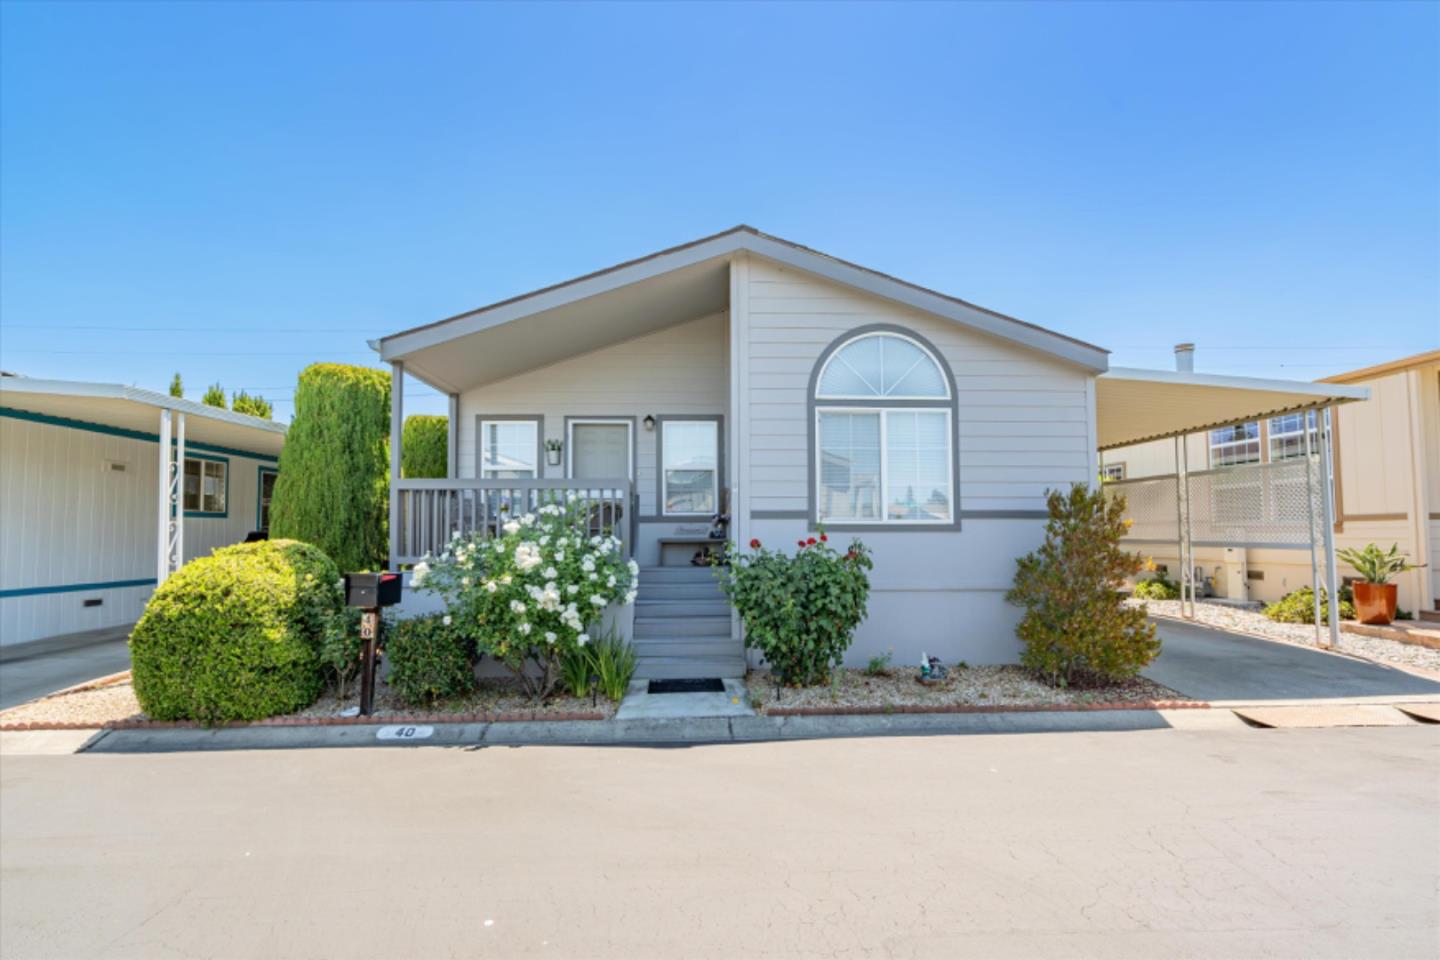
344, 572, 402, 609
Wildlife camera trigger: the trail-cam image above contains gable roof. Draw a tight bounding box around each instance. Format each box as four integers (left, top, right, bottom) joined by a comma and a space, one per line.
377, 226, 1109, 378
1318, 349, 1440, 385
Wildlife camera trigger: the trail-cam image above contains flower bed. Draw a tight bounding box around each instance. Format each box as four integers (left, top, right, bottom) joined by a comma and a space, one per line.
0, 675, 613, 730
1130, 598, 1440, 676
745, 666, 1194, 715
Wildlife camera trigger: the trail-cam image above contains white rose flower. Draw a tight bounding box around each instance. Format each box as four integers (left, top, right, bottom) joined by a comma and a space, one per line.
442, 615, 452, 626
627, 559, 639, 576
544, 631, 557, 644
606, 575, 616, 588
485, 580, 499, 594
510, 600, 527, 615
518, 622, 532, 635
502, 520, 521, 535
543, 566, 558, 580
589, 595, 607, 609
410, 561, 430, 587
577, 632, 590, 646
567, 584, 580, 595
553, 550, 565, 562
588, 572, 598, 581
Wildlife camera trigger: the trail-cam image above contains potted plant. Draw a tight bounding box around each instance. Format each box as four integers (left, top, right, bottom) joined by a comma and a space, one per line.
1336, 543, 1422, 625
544, 438, 563, 467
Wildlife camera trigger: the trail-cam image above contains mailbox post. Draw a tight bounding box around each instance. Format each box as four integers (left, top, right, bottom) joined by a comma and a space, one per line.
343, 572, 402, 716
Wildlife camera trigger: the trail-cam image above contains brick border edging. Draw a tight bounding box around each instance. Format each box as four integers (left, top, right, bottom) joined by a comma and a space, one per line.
763, 700, 1208, 717
0, 710, 609, 733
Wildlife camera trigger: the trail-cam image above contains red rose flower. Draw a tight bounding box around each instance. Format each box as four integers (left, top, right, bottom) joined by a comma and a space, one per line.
806, 537, 817, 546
819, 534, 828, 542
749, 538, 761, 549
797, 539, 806, 548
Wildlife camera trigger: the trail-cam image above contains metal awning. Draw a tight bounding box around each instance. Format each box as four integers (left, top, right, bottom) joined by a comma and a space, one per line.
1095, 367, 1369, 451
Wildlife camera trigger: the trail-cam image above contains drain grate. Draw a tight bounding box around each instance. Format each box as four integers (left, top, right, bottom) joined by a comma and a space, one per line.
648, 678, 725, 695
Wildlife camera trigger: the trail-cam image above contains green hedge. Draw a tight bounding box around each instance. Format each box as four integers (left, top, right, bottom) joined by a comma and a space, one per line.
1263, 586, 1356, 624
130, 540, 340, 724
385, 614, 474, 706
402, 414, 448, 479
269, 363, 391, 571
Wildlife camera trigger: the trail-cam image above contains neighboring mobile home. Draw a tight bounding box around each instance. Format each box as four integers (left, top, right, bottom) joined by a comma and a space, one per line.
1103, 350, 1439, 620
0, 376, 285, 649
375, 226, 1367, 676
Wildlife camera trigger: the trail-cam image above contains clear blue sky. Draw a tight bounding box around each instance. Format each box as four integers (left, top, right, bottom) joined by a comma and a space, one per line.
2, 1, 1436, 419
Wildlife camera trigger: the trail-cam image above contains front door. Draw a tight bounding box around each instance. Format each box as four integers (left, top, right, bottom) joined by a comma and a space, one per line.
569, 421, 632, 480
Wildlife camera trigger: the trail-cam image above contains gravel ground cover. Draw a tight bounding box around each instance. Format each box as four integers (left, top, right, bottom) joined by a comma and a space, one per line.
746, 665, 1187, 714
1131, 598, 1440, 675
0, 677, 614, 728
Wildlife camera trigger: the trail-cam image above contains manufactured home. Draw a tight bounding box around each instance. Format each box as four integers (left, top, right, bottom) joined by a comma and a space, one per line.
376, 227, 1368, 677
0, 377, 285, 649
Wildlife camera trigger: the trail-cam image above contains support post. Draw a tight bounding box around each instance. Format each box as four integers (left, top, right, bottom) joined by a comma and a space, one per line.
359, 608, 379, 716
173, 412, 185, 573
389, 361, 403, 570
156, 409, 172, 585
447, 393, 459, 480
1175, 435, 1193, 619
1303, 411, 1323, 641
1319, 406, 1342, 648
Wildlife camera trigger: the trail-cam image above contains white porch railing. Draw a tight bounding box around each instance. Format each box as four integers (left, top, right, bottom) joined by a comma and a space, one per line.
392, 478, 632, 566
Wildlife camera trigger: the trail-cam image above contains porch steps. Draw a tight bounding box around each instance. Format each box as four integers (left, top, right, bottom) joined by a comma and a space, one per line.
632, 566, 745, 680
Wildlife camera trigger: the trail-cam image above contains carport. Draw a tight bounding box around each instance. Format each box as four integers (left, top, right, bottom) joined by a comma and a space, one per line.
1095, 350, 1369, 648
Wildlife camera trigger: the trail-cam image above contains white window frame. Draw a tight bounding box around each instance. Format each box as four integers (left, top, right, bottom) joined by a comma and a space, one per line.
660, 418, 719, 517
1208, 422, 1262, 469
566, 418, 634, 480
478, 418, 540, 479
814, 331, 953, 402
182, 456, 227, 516
1101, 462, 1127, 481
814, 406, 954, 525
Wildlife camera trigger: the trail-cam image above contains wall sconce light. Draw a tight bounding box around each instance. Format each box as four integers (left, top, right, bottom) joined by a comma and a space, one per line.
643, 415, 655, 432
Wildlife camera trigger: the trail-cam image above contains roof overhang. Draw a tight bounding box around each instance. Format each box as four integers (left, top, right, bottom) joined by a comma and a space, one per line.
1096, 367, 1369, 451
0, 378, 286, 460
377, 226, 1109, 393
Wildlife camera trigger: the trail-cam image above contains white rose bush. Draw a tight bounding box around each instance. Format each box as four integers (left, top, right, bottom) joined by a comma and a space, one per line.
412, 501, 638, 701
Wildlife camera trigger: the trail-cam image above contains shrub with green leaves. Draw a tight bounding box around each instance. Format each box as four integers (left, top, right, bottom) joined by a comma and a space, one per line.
402, 414, 448, 479
717, 532, 873, 687
1263, 585, 1355, 624
269, 363, 391, 572
560, 628, 638, 702
1133, 571, 1181, 600
231, 390, 273, 420
1006, 484, 1160, 686
384, 614, 475, 706
130, 539, 340, 724
319, 607, 384, 700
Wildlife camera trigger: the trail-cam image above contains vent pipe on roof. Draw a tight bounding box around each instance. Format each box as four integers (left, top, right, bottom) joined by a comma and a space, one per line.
1174, 342, 1195, 373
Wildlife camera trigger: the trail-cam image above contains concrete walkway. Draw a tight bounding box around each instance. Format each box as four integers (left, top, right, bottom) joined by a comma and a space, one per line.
0, 627, 132, 710
1143, 617, 1440, 702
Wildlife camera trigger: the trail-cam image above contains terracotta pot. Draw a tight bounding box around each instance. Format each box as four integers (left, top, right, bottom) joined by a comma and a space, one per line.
1352, 581, 1397, 625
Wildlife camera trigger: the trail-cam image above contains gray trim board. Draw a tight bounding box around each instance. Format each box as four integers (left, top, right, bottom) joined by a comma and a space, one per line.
653, 414, 725, 520
474, 414, 545, 479
751, 510, 808, 520
807, 324, 962, 533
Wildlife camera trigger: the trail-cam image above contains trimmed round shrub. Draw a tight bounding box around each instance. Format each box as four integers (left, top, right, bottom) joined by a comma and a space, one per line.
130, 540, 341, 724
269, 363, 391, 572
385, 614, 475, 707
402, 414, 448, 479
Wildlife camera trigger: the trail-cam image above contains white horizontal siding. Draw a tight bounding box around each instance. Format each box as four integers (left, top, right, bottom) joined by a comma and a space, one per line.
0, 415, 277, 647
457, 312, 728, 516
743, 257, 1093, 514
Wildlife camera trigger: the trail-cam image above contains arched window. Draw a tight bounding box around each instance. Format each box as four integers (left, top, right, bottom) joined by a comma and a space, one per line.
812, 330, 955, 525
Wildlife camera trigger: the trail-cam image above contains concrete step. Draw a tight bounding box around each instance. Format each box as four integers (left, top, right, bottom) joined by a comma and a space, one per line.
632, 638, 743, 659
633, 656, 747, 680
634, 599, 731, 618
1418, 609, 1440, 624
637, 582, 727, 601
639, 566, 721, 583
634, 616, 732, 639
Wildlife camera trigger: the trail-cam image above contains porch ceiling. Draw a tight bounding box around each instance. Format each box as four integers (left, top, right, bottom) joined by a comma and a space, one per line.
386, 258, 730, 393
1096, 367, 1369, 451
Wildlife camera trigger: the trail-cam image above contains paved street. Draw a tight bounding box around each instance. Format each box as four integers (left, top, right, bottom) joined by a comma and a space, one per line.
0, 630, 132, 710
3, 727, 1437, 959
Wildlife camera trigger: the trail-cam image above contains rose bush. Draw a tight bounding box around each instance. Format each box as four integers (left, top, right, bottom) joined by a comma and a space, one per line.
716, 532, 873, 687
411, 500, 638, 701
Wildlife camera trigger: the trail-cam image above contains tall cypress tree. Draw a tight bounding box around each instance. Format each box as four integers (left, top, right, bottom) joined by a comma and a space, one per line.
269, 364, 391, 571
402, 414, 448, 479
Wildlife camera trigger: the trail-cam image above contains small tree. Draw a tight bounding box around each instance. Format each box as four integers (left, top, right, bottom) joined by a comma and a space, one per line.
1006, 483, 1160, 686
269, 363, 390, 572
201, 382, 227, 409
231, 390, 273, 420
402, 414, 448, 478
168, 372, 184, 398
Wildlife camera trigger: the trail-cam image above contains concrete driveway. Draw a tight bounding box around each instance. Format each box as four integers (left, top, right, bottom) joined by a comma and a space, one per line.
1144, 617, 1440, 702
0, 629, 132, 710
